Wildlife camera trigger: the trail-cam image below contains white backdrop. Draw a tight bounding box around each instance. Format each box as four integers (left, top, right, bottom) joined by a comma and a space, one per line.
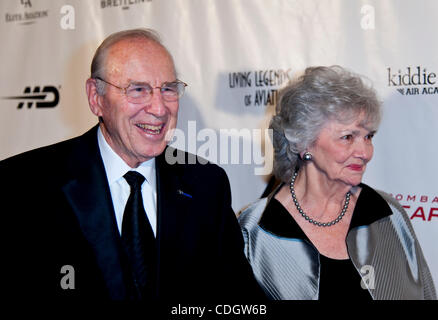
1, 0, 437, 290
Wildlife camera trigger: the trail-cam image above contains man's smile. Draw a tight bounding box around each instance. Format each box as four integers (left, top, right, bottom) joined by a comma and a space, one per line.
135, 122, 165, 135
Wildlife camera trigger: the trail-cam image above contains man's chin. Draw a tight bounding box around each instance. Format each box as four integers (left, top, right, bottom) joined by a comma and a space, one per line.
139, 143, 168, 160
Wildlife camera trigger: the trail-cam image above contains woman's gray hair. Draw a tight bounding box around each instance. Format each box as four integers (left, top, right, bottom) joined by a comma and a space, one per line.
270, 65, 382, 183
90, 28, 165, 95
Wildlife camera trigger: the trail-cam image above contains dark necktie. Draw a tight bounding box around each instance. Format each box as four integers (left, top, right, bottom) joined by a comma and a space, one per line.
121, 171, 156, 300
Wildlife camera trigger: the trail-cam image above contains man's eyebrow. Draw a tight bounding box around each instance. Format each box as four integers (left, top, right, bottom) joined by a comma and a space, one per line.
127, 79, 179, 86
128, 80, 151, 86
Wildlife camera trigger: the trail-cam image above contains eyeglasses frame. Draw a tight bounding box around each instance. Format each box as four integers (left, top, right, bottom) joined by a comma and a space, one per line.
94, 77, 187, 102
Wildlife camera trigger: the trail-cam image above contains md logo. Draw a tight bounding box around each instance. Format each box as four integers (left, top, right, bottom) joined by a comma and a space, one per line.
3, 86, 60, 109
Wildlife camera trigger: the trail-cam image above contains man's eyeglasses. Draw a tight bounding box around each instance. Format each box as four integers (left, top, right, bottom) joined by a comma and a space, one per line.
95, 77, 187, 104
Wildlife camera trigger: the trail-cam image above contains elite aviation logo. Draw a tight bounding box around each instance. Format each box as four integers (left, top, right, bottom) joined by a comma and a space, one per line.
4, 0, 49, 26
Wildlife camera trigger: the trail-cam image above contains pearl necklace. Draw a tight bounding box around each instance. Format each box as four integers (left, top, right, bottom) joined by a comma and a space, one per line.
289, 171, 351, 227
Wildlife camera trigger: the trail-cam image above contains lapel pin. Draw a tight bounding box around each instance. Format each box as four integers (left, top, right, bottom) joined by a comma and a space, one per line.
177, 189, 193, 198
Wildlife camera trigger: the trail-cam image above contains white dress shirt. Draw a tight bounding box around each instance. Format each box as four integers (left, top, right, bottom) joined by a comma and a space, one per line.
97, 127, 157, 237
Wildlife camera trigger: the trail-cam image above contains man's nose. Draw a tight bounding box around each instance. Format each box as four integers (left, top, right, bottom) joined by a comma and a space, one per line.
146, 88, 166, 117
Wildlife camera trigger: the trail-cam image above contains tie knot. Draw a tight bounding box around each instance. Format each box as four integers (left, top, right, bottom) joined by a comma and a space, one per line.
124, 171, 145, 190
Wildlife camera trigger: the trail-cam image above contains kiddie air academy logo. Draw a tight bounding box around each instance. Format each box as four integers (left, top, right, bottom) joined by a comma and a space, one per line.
387, 66, 438, 95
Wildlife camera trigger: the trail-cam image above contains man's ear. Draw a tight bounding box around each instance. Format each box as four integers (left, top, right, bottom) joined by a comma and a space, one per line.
86, 78, 103, 117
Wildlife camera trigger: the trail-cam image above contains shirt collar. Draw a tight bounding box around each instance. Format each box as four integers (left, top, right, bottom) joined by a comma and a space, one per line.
97, 126, 156, 186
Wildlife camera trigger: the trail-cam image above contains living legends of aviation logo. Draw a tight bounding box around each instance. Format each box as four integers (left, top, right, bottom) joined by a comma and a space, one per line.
227, 69, 293, 107
387, 66, 438, 96
2, 86, 60, 109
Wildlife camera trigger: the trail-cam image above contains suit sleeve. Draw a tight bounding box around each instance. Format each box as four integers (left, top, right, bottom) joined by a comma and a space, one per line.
214, 166, 267, 300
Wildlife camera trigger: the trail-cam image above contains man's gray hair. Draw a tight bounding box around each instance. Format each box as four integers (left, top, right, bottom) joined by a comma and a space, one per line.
270, 65, 382, 183
90, 28, 166, 95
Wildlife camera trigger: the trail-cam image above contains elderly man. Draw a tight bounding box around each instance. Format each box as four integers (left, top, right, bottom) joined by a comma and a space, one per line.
0, 29, 263, 301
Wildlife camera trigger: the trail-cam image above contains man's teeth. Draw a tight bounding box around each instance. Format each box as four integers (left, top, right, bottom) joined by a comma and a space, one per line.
136, 123, 163, 133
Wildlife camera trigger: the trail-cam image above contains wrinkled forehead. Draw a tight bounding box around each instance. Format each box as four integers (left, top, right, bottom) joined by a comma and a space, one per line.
331, 109, 380, 132
104, 38, 176, 76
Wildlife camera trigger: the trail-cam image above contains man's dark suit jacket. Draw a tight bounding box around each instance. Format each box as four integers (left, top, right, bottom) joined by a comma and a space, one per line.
0, 125, 263, 301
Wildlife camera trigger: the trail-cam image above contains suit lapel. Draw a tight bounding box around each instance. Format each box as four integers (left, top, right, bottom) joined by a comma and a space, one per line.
156, 147, 182, 244
62, 135, 193, 298
155, 148, 192, 286
61, 126, 130, 299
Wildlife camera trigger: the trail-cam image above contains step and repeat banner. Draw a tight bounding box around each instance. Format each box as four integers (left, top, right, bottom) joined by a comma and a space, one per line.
1, 0, 437, 290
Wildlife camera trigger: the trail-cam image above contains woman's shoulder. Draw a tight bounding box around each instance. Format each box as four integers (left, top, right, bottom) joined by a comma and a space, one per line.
359, 183, 408, 216
238, 197, 269, 228
358, 182, 415, 232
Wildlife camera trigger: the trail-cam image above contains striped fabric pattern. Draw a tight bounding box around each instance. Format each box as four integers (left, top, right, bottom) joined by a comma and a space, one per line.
239, 191, 437, 300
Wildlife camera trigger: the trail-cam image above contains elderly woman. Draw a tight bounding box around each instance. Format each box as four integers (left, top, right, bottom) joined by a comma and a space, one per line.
239, 66, 436, 300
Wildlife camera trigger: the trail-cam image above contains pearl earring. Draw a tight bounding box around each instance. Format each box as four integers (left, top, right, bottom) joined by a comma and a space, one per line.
303, 152, 313, 161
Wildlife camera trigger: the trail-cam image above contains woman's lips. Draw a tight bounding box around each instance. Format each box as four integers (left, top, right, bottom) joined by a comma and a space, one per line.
347, 164, 363, 171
